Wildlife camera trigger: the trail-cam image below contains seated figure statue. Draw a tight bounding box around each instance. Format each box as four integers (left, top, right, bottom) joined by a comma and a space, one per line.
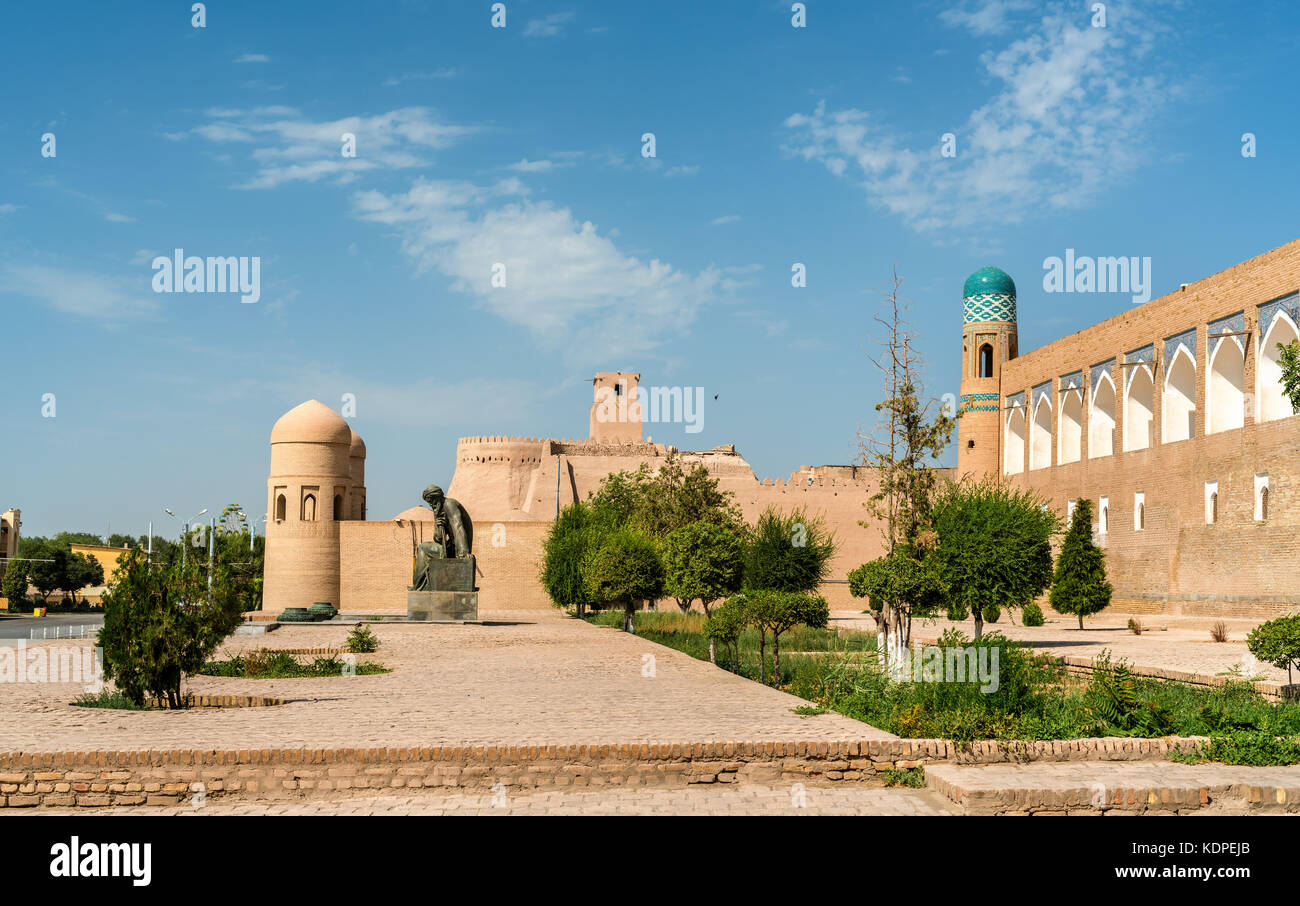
411, 484, 474, 591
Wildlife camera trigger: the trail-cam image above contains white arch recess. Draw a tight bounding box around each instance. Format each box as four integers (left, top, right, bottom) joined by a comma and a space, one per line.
1125, 365, 1154, 451
1030, 396, 1052, 471
1090, 374, 1116, 458
1208, 336, 1245, 434
1162, 346, 1196, 443
1005, 407, 1026, 475
1059, 388, 1083, 464
1259, 310, 1300, 423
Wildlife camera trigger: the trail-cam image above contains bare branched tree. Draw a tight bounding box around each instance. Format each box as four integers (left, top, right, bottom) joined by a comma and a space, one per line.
857, 267, 956, 650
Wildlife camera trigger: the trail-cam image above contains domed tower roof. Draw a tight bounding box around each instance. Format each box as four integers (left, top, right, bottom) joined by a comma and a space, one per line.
349, 428, 366, 458
270, 400, 351, 446
963, 266, 1017, 324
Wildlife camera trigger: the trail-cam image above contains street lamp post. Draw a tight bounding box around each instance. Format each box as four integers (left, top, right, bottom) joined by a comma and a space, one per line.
163, 507, 207, 568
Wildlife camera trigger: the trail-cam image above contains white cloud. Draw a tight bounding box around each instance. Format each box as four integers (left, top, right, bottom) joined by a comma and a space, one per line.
665, 165, 700, 177
711, 215, 741, 225
939, 0, 1035, 35
507, 158, 568, 172
352, 177, 736, 356
783, 1, 1179, 232
233, 53, 272, 63
524, 12, 576, 37
182, 106, 477, 189
104, 212, 136, 223
0, 204, 19, 214
384, 69, 459, 86
0, 263, 157, 319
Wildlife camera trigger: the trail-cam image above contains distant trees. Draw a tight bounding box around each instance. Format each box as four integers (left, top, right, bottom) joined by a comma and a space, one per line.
1049, 498, 1113, 629
542, 456, 742, 630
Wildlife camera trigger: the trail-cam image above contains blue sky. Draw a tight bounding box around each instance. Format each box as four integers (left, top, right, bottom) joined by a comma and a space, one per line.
3, 0, 1298, 538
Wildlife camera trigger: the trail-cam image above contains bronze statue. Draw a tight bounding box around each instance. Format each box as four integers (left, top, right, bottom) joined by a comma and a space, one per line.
411, 484, 473, 591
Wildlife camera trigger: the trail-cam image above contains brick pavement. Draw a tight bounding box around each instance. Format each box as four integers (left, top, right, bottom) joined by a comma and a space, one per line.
12, 783, 954, 816
926, 761, 1300, 814
0, 610, 893, 752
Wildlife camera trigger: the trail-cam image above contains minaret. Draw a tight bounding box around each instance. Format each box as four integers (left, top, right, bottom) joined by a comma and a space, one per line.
957, 267, 1018, 479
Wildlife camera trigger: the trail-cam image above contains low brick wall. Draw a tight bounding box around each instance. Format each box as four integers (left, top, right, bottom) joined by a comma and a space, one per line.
0, 737, 1207, 809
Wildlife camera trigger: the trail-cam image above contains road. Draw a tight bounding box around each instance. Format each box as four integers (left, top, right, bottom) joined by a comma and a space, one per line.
0, 612, 103, 644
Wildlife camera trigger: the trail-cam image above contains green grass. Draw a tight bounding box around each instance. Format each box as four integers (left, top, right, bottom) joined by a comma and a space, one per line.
584, 608, 875, 685
199, 651, 390, 678
591, 610, 1300, 761
72, 690, 155, 710
880, 766, 926, 788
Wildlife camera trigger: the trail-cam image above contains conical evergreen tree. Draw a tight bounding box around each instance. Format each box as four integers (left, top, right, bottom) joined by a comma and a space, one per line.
1049, 498, 1113, 629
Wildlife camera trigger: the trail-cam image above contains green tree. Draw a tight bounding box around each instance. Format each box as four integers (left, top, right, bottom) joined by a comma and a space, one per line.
704, 597, 749, 669
742, 507, 835, 594
584, 526, 664, 633
20, 539, 65, 604
663, 521, 745, 662
540, 502, 613, 617
743, 589, 829, 686
59, 552, 105, 605
589, 453, 743, 537
848, 552, 946, 629
1049, 498, 1113, 630
1277, 340, 1300, 414
97, 548, 245, 707
2, 559, 29, 608
933, 479, 1059, 639
1247, 615, 1300, 684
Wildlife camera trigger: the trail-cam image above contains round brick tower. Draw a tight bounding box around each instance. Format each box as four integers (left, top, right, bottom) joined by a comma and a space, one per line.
957, 266, 1018, 479
262, 400, 363, 613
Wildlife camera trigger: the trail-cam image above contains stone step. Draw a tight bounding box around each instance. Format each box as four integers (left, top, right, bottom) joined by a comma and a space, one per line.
925, 761, 1300, 815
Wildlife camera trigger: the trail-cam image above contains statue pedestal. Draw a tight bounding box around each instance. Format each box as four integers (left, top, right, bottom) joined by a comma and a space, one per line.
408, 554, 477, 620
407, 590, 478, 621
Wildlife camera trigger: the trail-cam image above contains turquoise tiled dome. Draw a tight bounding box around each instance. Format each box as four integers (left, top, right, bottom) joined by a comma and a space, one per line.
963, 266, 1017, 324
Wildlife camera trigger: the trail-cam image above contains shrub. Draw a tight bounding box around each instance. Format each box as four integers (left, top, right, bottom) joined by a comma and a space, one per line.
742, 508, 835, 594
1021, 601, 1045, 627
1127, 618, 1143, 635
346, 623, 380, 653
97, 549, 244, 708
982, 603, 1001, 624
1049, 498, 1113, 629
1210, 621, 1229, 643
1247, 614, 1300, 684
585, 525, 664, 633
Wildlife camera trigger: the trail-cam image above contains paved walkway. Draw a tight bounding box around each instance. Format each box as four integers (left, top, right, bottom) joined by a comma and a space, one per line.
830, 610, 1290, 684
0, 610, 892, 751
926, 761, 1300, 814
14, 784, 953, 816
